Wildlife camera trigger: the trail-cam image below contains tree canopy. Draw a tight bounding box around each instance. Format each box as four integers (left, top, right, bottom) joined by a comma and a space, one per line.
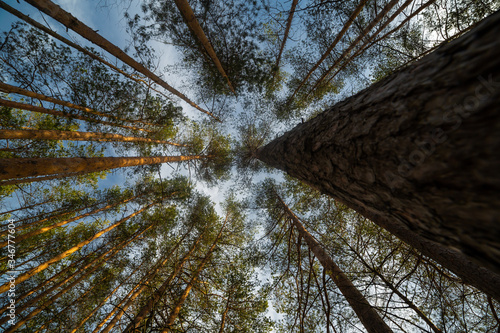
0, 0, 499, 332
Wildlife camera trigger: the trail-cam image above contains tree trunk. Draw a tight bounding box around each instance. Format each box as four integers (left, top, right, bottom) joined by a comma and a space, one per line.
307, 0, 400, 96
276, 194, 393, 333
0, 129, 187, 146
351, 246, 441, 333
123, 231, 204, 333
257, 11, 500, 299
101, 225, 195, 333
0, 155, 206, 183
0, 193, 144, 248
24, 0, 220, 122
274, 0, 299, 74
162, 222, 227, 332
69, 254, 150, 333
173, 0, 235, 94
0, 98, 152, 133
291, 0, 368, 98
0, 81, 158, 127
0, 201, 159, 294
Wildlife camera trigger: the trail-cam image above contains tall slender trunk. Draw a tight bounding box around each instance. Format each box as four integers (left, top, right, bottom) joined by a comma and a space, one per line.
0, 199, 52, 216
162, 221, 227, 332
0, 81, 158, 127
0, 98, 151, 133
0, 223, 155, 327
321, 0, 415, 88
0, 155, 207, 184
274, 0, 299, 74
307, 0, 399, 96
100, 225, 195, 333
0, 1, 169, 101
256, 11, 500, 299
123, 231, 205, 333
0, 192, 144, 248
276, 194, 393, 333
69, 260, 147, 333
291, 0, 368, 98
0, 200, 159, 294
24, 0, 220, 122
0, 170, 99, 186
0, 129, 187, 146
351, 247, 442, 333
173, 0, 235, 94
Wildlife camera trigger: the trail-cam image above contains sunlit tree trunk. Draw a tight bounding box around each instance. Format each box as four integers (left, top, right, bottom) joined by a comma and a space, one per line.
0, 224, 154, 328
276, 194, 393, 333
24, 0, 221, 121
0, 1, 170, 101
0, 129, 187, 146
0, 155, 207, 184
257, 11, 500, 299
173, 0, 235, 93
0, 192, 144, 247
0, 200, 159, 294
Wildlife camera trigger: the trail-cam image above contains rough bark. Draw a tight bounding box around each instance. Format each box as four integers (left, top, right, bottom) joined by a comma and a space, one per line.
24, 0, 220, 122
277, 195, 393, 333
0, 155, 206, 183
0, 129, 186, 146
257, 11, 500, 299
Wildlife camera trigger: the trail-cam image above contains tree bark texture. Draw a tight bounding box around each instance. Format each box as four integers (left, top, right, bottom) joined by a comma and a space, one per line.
0, 155, 204, 183
257, 11, 500, 299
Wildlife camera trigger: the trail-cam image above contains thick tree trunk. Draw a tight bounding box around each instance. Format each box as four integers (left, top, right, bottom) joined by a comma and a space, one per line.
24, 0, 220, 122
257, 11, 500, 299
0, 155, 205, 183
277, 195, 393, 333
173, 0, 235, 93
0, 129, 186, 146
